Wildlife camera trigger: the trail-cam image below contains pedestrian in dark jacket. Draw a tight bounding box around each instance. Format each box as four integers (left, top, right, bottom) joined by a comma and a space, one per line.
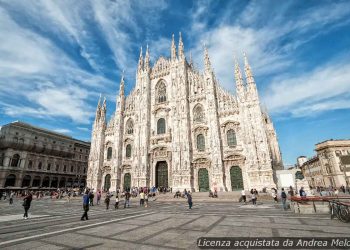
23, 192, 33, 219
81, 190, 89, 220
105, 193, 111, 210
89, 191, 94, 206
187, 191, 193, 209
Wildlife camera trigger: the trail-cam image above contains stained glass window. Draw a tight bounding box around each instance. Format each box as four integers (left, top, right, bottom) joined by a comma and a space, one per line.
157, 118, 166, 134
227, 129, 237, 146
197, 134, 205, 151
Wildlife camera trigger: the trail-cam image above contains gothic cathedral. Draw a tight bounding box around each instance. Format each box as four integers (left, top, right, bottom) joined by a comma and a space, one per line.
87, 34, 283, 193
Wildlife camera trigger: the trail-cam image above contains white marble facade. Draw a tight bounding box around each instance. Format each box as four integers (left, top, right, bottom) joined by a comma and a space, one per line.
87, 34, 283, 192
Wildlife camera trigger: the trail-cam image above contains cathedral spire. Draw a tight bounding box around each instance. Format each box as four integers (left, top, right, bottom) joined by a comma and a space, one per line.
234, 55, 245, 100
100, 96, 107, 124
244, 52, 255, 84
189, 51, 193, 66
138, 46, 143, 73
204, 45, 212, 72
144, 44, 150, 72
244, 52, 258, 100
171, 34, 177, 61
94, 93, 102, 122
178, 32, 185, 60
119, 70, 125, 98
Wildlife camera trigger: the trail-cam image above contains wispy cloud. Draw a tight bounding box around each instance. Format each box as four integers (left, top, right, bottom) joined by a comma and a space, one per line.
263, 57, 350, 117
53, 128, 72, 134
186, 1, 350, 117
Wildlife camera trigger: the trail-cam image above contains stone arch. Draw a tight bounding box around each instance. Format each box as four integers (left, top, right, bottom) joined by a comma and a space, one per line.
155, 80, 167, 103
21, 175, 31, 187
67, 178, 73, 187
51, 177, 58, 188
4, 174, 16, 187
42, 176, 50, 187
32, 176, 41, 187
10, 154, 20, 167
59, 178, 66, 188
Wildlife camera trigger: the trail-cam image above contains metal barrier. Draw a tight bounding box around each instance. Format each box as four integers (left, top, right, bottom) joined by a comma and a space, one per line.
290, 196, 350, 223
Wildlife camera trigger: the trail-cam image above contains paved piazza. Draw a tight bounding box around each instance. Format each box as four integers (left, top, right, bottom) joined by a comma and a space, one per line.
0, 196, 349, 249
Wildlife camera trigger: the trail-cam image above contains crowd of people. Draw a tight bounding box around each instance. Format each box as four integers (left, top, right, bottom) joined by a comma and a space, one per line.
2, 183, 349, 220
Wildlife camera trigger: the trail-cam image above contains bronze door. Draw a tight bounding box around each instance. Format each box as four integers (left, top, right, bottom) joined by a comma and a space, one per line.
230, 166, 243, 190
198, 168, 209, 192
156, 161, 168, 188
124, 173, 131, 191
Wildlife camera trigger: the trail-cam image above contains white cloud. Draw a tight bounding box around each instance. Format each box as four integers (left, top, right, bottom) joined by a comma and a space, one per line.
53, 128, 72, 134
3, 85, 94, 124
187, 1, 350, 117
263, 59, 350, 116
77, 127, 90, 132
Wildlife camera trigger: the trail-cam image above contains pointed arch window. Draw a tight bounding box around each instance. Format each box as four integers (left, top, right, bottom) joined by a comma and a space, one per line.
197, 134, 205, 151
193, 104, 205, 123
126, 144, 132, 158
227, 129, 237, 147
107, 147, 112, 160
126, 119, 134, 134
156, 81, 167, 103
157, 118, 166, 134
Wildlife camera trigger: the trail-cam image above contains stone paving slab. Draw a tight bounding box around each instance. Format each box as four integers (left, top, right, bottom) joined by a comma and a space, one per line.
79, 223, 140, 237
0, 214, 50, 222
1, 199, 349, 249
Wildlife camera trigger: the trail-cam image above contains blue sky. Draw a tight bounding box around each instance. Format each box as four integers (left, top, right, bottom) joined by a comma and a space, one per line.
0, 0, 349, 165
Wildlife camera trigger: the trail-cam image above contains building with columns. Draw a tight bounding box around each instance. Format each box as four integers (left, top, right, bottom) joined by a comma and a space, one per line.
87, 34, 283, 192
0, 121, 90, 189
300, 139, 350, 188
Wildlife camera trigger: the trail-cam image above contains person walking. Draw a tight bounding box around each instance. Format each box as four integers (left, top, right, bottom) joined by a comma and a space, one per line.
139, 189, 145, 207
187, 191, 193, 209
89, 191, 94, 206
144, 192, 149, 208
115, 194, 119, 210
251, 192, 257, 206
81, 190, 89, 221
272, 188, 278, 203
124, 191, 130, 208
97, 191, 101, 205
240, 190, 246, 203
23, 192, 33, 219
105, 192, 111, 210
281, 188, 287, 210
9, 191, 14, 205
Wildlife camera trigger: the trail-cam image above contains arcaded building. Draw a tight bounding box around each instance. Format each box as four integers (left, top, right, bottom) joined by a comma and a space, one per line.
0, 121, 90, 189
87, 34, 283, 192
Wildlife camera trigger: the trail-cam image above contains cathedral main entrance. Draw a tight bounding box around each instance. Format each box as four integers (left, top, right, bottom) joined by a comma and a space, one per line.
156, 161, 168, 188
230, 166, 243, 190
124, 173, 131, 191
104, 174, 111, 191
198, 168, 209, 192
